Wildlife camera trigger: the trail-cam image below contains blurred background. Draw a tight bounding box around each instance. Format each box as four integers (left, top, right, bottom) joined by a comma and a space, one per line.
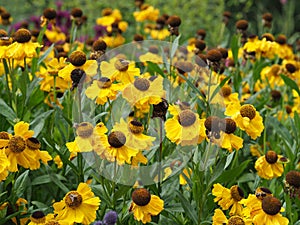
2, 0, 300, 47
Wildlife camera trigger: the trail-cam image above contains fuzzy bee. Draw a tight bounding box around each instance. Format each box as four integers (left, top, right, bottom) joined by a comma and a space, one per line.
255, 187, 272, 200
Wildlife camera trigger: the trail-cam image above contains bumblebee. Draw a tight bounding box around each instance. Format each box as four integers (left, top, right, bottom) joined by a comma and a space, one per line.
255, 187, 272, 200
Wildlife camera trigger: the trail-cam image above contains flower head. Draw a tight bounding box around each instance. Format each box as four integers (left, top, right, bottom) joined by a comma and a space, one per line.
130, 188, 164, 224
53, 183, 100, 224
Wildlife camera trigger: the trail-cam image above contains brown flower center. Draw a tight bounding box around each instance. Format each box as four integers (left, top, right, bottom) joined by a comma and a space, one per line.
224, 118, 236, 134
206, 49, 222, 62
230, 185, 244, 201
204, 116, 222, 132
219, 85, 232, 97
262, 196, 281, 215
178, 110, 196, 127
69, 51, 87, 67
286, 170, 300, 188
227, 216, 245, 225
240, 104, 256, 120
285, 63, 297, 73
97, 77, 112, 89
65, 191, 83, 209
43, 8, 57, 20
93, 39, 107, 51
128, 120, 144, 134
0, 131, 9, 139
265, 150, 278, 164
8, 136, 26, 153
133, 78, 150, 91
108, 131, 126, 148
14, 28, 31, 43
71, 7, 83, 18
76, 122, 94, 138
26, 137, 41, 150
30, 211, 46, 223
132, 188, 151, 206
235, 20, 248, 30
114, 58, 129, 71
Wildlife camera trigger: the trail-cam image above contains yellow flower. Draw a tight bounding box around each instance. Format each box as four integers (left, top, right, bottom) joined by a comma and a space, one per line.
139, 52, 163, 64
66, 122, 108, 154
58, 50, 97, 82
133, 5, 159, 22
113, 118, 155, 150
100, 57, 140, 85
54, 155, 63, 169
45, 26, 66, 43
212, 208, 252, 225
53, 183, 100, 225
97, 127, 140, 165
85, 77, 123, 105
252, 196, 289, 225
150, 28, 170, 40
5, 28, 42, 60
96, 8, 122, 26
0, 133, 9, 181
0, 122, 52, 172
45, 213, 69, 225
254, 150, 285, 179
179, 168, 192, 185
28, 211, 46, 225
165, 104, 206, 146
38, 57, 70, 92
102, 34, 125, 48
225, 104, 264, 140
212, 183, 244, 216
122, 76, 165, 111
130, 188, 164, 224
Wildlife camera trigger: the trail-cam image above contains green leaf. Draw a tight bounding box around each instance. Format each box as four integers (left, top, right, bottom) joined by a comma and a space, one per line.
224, 151, 235, 170
216, 160, 251, 185
0, 98, 17, 123
171, 34, 181, 58
230, 34, 240, 64
14, 170, 30, 197
50, 173, 69, 193
31, 174, 51, 186
280, 74, 300, 96
38, 43, 54, 65
176, 190, 198, 224
146, 61, 166, 77
30, 110, 54, 137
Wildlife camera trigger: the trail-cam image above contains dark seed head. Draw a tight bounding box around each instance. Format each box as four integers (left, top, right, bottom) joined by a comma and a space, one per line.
14, 28, 31, 43
133, 78, 150, 91
285, 63, 297, 73
262, 196, 281, 215
206, 49, 222, 62
108, 131, 126, 148
132, 188, 151, 206
69, 51, 87, 67
224, 118, 236, 134
230, 185, 244, 201
43, 8, 57, 20
167, 15, 181, 27
235, 20, 248, 31
71, 7, 83, 18
286, 170, 300, 188
265, 151, 278, 164
178, 110, 196, 127
93, 39, 107, 52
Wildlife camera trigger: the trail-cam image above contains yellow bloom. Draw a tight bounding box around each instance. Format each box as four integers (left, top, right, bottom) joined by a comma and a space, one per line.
53, 183, 100, 225
58, 50, 97, 82
139, 52, 163, 64
45, 213, 69, 225
254, 150, 285, 179
5, 28, 42, 60
100, 57, 140, 85
225, 104, 264, 140
179, 168, 192, 185
96, 8, 122, 26
54, 155, 63, 169
66, 122, 108, 154
212, 183, 244, 216
85, 77, 123, 105
0, 122, 52, 172
133, 5, 159, 22
102, 34, 125, 48
45, 26, 66, 43
113, 118, 155, 150
165, 105, 206, 146
150, 28, 170, 40
252, 196, 289, 225
28, 211, 46, 225
122, 76, 165, 110
97, 127, 140, 165
214, 131, 244, 152
130, 188, 164, 224
212, 208, 252, 225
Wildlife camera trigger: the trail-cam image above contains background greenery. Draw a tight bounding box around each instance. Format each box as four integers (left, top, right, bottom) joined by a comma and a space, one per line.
4, 0, 300, 47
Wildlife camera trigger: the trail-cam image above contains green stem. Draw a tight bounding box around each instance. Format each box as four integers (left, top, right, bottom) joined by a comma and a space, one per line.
77, 153, 84, 182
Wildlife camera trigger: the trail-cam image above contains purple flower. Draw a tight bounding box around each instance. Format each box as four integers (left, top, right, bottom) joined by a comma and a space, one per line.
103, 210, 118, 225
94, 221, 104, 225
